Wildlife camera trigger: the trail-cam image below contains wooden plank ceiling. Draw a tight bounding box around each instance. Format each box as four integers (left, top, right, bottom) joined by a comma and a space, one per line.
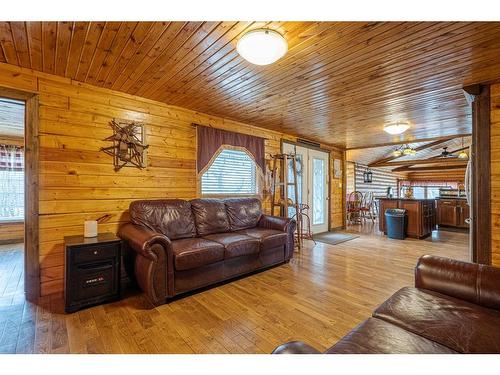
1, 21, 500, 148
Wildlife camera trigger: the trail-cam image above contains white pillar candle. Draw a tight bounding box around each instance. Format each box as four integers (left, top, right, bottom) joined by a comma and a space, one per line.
84, 220, 98, 238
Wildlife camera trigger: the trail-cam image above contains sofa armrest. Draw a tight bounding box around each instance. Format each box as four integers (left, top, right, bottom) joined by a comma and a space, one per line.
258, 214, 296, 261
118, 223, 171, 261
272, 341, 322, 354
118, 223, 174, 304
258, 214, 294, 232
415, 255, 500, 311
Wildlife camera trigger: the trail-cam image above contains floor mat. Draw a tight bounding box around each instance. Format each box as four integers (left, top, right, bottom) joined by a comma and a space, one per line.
313, 231, 359, 246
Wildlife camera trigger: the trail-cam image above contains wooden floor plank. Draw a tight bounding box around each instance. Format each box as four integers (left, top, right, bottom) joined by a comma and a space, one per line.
1, 224, 469, 353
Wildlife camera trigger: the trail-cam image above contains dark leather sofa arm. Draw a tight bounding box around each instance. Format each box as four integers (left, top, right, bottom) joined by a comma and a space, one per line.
258, 214, 296, 261
272, 341, 322, 354
415, 255, 500, 311
118, 223, 171, 261
258, 214, 295, 232
118, 223, 173, 305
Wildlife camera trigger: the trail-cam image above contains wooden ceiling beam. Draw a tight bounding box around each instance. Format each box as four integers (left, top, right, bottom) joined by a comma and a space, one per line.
375, 158, 468, 167
389, 144, 470, 170
346, 134, 471, 151
392, 164, 467, 172
369, 138, 457, 167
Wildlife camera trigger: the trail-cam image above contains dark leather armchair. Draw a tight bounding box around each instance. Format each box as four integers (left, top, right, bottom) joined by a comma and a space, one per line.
119, 197, 296, 306
273, 255, 500, 354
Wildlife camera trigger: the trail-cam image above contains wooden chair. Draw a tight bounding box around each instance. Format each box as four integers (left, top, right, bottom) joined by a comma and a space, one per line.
347, 191, 363, 224
359, 191, 375, 223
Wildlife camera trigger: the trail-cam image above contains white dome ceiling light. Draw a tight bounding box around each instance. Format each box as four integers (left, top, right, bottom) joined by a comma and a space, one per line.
383, 122, 410, 135
236, 29, 288, 65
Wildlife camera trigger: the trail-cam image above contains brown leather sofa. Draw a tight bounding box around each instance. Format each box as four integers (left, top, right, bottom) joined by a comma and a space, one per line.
119, 197, 296, 306
273, 255, 500, 354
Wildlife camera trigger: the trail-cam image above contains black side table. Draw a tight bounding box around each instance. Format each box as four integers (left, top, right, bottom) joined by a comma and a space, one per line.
64, 232, 122, 313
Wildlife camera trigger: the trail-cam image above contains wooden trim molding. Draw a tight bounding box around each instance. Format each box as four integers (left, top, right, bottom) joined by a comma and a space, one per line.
464, 84, 491, 265
24, 95, 40, 300
0, 86, 40, 301
280, 139, 333, 229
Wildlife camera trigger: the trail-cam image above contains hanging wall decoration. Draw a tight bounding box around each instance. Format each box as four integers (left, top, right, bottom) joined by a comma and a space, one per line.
101, 119, 149, 171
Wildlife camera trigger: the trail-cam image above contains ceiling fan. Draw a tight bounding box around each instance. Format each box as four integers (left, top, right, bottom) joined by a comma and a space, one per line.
438, 147, 457, 158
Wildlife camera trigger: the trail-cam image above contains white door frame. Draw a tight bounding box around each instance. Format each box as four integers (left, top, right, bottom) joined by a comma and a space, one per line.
308, 148, 329, 233
282, 141, 330, 234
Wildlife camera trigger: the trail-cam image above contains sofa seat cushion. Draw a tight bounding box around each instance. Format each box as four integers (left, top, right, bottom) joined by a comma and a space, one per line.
373, 287, 500, 353
326, 317, 457, 354
203, 233, 260, 260
171, 238, 224, 271
238, 228, 287, 251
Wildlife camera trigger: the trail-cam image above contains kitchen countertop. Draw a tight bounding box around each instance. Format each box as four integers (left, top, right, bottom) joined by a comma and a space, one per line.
435, 197, 467, 200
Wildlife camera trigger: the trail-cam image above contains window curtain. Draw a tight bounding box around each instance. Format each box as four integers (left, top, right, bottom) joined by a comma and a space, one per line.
0, 144, 24, 220
196, 124, 265, 175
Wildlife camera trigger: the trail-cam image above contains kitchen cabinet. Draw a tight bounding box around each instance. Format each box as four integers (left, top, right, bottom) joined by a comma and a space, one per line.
378, 198, 436, 239
436, 199, 458, 226
436, 199, 469, 228
457, 200, 470, 228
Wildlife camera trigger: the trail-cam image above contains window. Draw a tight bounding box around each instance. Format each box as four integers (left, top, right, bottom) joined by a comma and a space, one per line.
0, 98, 25, 221
0, 145, 24, 221
400, 185, 451, 199
427, 187, 441, 199
201, 148, 258, 195
412, 187, 425, 199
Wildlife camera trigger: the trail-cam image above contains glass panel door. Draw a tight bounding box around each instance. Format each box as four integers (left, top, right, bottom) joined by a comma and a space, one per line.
308, 149, 329, 233
312, 158, 325, 225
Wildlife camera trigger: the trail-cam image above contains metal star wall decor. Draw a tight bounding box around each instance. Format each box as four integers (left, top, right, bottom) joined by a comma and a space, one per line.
101, 119, 149, 171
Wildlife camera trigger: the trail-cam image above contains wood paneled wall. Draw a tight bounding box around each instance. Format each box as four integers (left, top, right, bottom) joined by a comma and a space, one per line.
330, 149, 345, 230
406, 170, 466, 181
0, 222, 23, 244
346, 162, 355, 194
491, 83, 500, 267
0, 62, 344, 295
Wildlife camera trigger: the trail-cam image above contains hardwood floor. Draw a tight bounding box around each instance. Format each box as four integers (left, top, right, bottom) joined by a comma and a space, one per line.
0, 226, 469, 354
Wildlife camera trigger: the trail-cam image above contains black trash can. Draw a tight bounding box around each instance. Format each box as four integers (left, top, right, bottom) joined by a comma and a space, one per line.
385, 208, 407, 240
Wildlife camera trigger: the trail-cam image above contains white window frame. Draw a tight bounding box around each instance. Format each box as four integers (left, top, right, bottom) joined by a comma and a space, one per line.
199, 146, 262, 198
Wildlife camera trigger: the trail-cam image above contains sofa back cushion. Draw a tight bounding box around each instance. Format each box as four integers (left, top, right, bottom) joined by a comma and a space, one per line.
129, 199, 196, 240
415, 255, 500, 311
190, 198, 230, 236
224, 198, 262, 231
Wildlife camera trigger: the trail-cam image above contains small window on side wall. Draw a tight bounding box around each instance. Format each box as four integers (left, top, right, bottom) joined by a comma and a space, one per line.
201, 148, 258, 195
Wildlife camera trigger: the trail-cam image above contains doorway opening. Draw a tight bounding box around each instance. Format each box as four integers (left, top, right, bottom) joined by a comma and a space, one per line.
282, 142, 329, 234
0, 97, 25, 303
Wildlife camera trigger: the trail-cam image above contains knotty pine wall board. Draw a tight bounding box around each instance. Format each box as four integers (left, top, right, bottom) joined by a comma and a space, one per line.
0, 62, 344, 295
